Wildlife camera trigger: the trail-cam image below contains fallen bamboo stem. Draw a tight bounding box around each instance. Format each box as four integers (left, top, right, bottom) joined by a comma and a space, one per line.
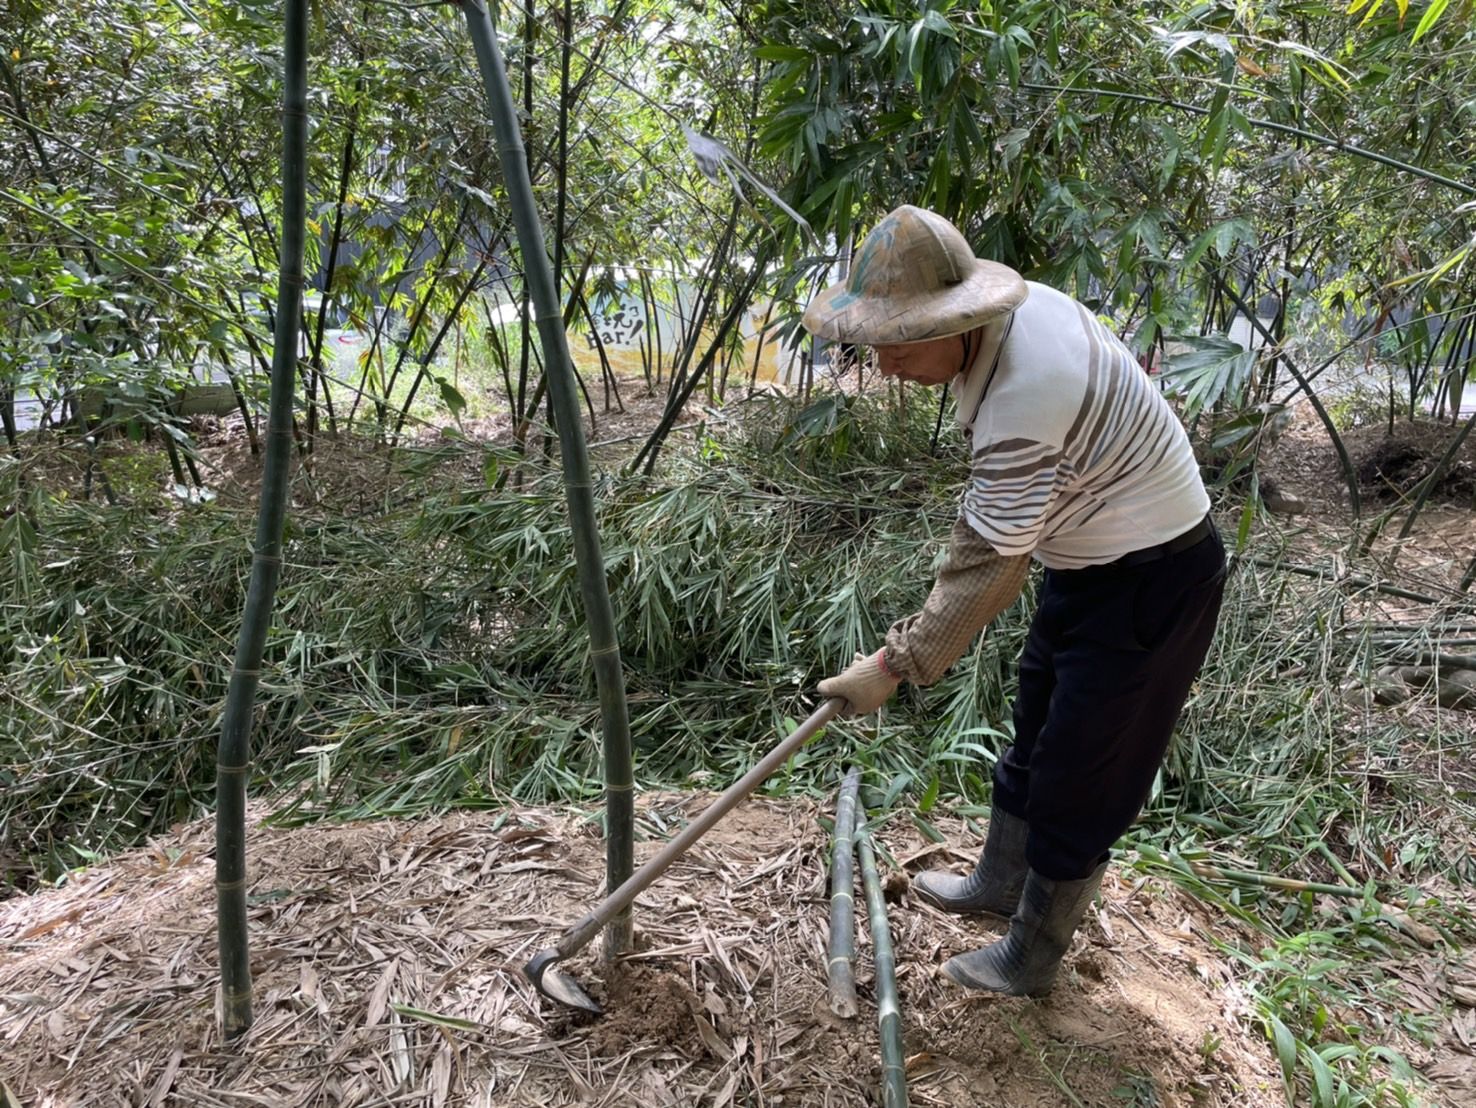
1135, 843, 1367, 898
1189, 860, 1362, 898
1248, 556, 1453, 605
1349, 635, 1476, 649
826, 767, 862, 1019
1150, 855, 1436, 939
858, 828, 908, 1108
1297, 816, 1360, 889
1375, 651, 1476, 671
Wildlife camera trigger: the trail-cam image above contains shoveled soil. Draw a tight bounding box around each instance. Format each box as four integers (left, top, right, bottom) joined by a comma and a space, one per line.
1260, 408, 1475, 515
1352, 427, 1476, 505
1255, 405, 1476, 604
2, 792, 1300, 1107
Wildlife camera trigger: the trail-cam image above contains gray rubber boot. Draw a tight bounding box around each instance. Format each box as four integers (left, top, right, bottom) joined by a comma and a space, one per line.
940, 861, 1108, 997
911, 805, 1028, 918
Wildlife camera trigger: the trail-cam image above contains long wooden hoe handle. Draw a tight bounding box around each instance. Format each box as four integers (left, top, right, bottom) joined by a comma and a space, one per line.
550, 698, 846, 961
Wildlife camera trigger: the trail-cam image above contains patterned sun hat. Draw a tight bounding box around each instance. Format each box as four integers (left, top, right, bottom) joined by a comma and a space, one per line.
802, 205, 1027, 344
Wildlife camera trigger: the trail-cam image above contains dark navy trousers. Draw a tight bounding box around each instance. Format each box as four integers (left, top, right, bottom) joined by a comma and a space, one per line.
992, 528, 1227, 880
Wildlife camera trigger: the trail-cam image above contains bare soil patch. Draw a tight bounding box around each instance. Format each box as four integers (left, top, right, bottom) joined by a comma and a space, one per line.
1261, 406, 1476, 532
1257, 403, 1476, 603
1, 794, 1294, 1107
8, 372, 709, 514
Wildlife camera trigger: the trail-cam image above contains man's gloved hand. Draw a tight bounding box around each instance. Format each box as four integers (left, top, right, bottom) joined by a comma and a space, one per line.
819, 650, 901, 717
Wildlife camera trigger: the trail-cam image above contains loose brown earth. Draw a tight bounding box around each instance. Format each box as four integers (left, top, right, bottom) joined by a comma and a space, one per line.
13, 371, 728, 516
1, 795, 1294, 1107
1259, 403, 1476, 595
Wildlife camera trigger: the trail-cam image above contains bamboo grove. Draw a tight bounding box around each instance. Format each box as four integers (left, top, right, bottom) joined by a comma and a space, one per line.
3, 0, 1476, 1099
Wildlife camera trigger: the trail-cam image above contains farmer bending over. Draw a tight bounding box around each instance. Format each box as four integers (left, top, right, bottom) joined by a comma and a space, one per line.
809, 205, 1226, 998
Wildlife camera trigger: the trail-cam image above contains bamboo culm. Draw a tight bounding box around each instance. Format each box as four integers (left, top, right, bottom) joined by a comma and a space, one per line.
826, 768, 862, 1019
460, 0, 635, 956
858, 831, 908, 1108
214, 0, 309, 1040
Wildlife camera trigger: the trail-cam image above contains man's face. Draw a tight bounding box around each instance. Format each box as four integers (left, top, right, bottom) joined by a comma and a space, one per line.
872, 335, 965, 386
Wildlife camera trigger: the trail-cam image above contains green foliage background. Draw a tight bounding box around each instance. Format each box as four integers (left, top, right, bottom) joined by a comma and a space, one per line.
4, 1, 1476, 1102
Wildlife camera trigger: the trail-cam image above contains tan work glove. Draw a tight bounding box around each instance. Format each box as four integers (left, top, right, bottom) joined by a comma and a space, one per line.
819, 649, 901, 717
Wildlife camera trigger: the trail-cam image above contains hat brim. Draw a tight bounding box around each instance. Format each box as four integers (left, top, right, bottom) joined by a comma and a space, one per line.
802, 260, 1027, 345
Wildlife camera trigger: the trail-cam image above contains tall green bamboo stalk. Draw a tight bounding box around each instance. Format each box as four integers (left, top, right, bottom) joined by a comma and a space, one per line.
214, 0, 309, 1039
859, 830, 908, 1108
461, 0, 635, 955
827, 767, 861, 1019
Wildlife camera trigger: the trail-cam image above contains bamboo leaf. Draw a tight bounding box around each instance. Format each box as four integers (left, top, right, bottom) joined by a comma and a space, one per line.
1236, 489, 1255, 552
911, 811, 945, 842
1160, 335, 1257, 419
906, 19, 927, 88
1411, 0, 1452, 41
1359, 0, 1389, 24
1273, 41, 1352, 91
437, 378, 466, 419
921, 10, 956, 37
1303, 1042, 1336, 1106
1268, 1014, 1299, 1084
918, 771, 940, 813
390, 1003, 480, 1031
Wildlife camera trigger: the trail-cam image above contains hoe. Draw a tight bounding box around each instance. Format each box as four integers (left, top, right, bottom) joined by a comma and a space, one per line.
524, 698, 845, 1012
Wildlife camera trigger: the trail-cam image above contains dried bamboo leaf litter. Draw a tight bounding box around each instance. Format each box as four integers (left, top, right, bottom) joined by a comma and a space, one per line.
3, 796, 1295, 1106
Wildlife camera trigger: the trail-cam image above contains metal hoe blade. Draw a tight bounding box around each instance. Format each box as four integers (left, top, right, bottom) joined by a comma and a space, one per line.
524, 949, 602, 1014
523, 699, 845, 1013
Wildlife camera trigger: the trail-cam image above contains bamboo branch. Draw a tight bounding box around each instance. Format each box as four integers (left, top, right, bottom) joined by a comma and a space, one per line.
1396, 402, 1476, 540
1247, 556, 1464, 607
1208, 270, 1360, 518
858, 829, 908, 1108
827, 768, 862, 1019
1017, 82, 1476, 199
1184, 860, 1363, 899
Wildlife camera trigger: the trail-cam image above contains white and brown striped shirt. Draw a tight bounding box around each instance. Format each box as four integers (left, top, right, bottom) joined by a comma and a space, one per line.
951, 282, 1208, 570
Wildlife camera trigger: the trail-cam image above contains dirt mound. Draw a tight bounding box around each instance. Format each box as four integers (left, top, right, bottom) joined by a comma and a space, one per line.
1265, 413, 1476, 513
586, 962, 704, 1057
1354, 430, 1476, 504
1, 796, 1293, 1106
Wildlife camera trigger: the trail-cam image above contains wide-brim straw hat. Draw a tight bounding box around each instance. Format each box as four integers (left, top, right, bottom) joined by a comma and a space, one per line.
803, 205, 1027, 345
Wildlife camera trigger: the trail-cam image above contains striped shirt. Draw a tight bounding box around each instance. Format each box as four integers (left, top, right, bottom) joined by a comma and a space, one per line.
951, 282, 1209, 570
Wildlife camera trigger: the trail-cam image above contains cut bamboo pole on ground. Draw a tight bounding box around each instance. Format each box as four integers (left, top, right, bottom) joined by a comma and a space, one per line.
826, 768, 862, 1019
460, 0, 635, 956
858, 827, 908, 1108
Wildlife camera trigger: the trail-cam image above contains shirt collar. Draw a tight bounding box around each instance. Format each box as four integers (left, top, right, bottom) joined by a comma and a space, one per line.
949, 312, 1014, 431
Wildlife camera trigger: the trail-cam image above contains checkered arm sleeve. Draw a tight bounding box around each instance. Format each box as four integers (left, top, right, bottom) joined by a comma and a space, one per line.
882, 516, 1032, 686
